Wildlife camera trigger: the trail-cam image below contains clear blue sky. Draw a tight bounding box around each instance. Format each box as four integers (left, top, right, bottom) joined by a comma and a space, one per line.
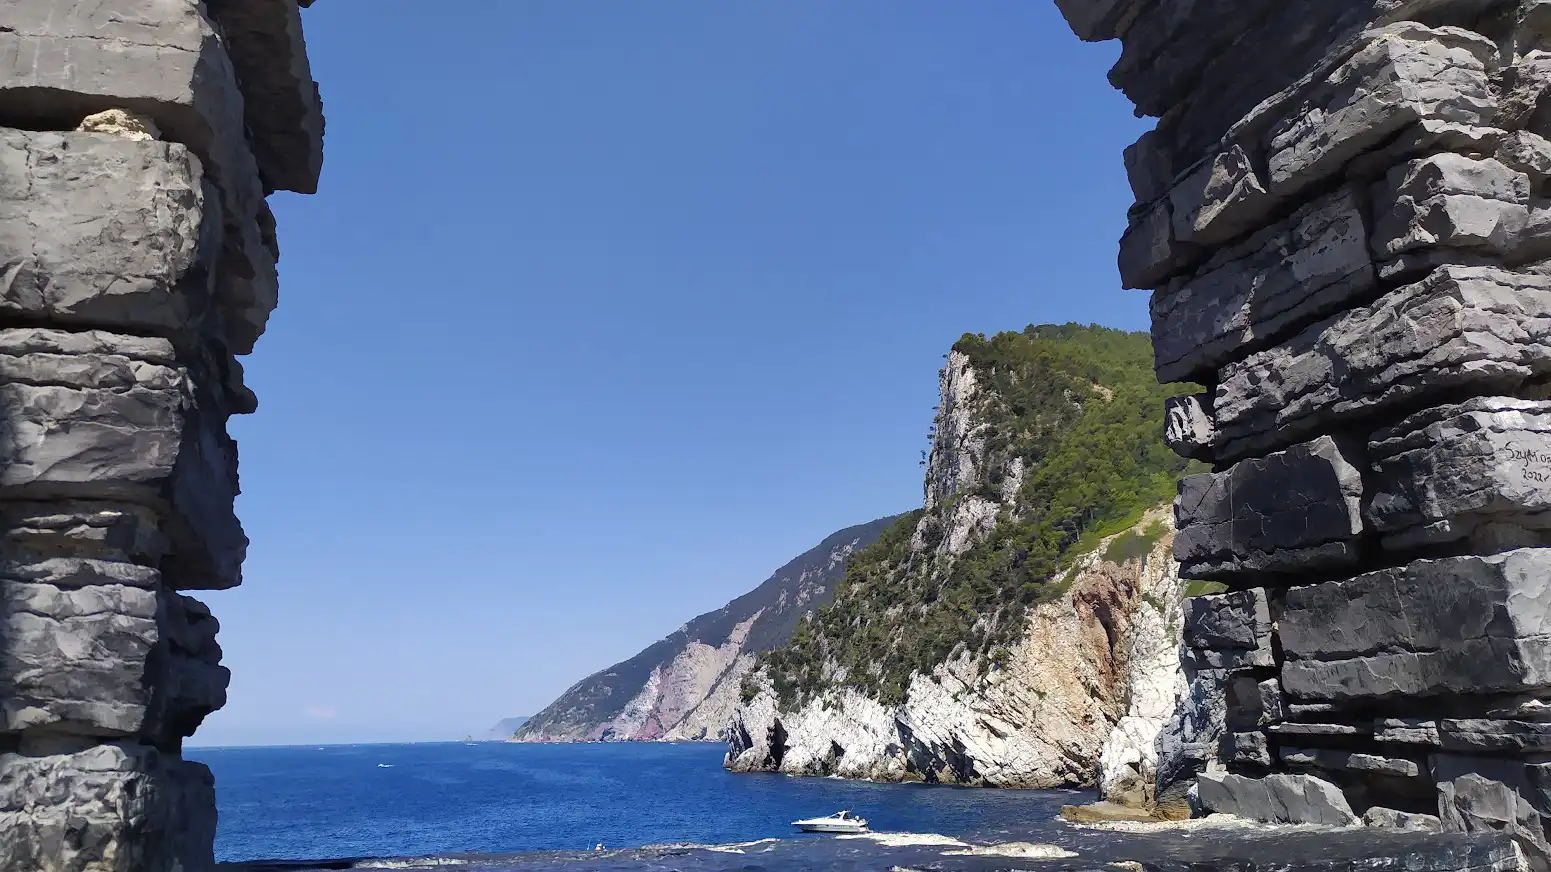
194, 0, 1149, 747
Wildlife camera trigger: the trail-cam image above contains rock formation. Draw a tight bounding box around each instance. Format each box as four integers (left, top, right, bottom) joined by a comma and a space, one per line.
725, 507, 1185, 790
725, 330, 1195, 791
515, 518, 897, 743
0, 1, 325, 869
1055, 0, 1551, 866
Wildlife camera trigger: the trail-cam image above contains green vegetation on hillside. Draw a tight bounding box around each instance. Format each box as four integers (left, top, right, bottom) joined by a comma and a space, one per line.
758, 324, 1195, 710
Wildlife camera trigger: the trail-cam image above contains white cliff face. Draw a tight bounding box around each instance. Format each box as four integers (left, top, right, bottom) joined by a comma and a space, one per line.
1098, 530, 1188, 806
726, 511, 1182, 789
662, 653, 759, 741
913, 352, 1018, 559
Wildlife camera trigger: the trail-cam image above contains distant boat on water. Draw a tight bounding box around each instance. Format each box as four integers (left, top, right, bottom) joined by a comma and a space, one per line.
792, 811, 869, 834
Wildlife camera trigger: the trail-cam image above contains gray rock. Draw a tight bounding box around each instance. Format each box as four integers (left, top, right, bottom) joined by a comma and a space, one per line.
1267, 24, 1498, 198
0, 328, 246, 590
1182, 589, 1274, 666
1368, 397, 1551, 551
1498, 131, 1551, 191
1269, 722, 1371, 737
1231, 731, 1272, 767
1518, 199, 1551, 265
1174, 436, 1365, 579
1280, 747, 1424, 779
0, 502, 167, 566
1105, 0, 1377, 150
1439, 720, 1551, 753
1346, 120, 1505, 181
1123, 129, 1174, 205
202, 0, 325, 194
1151, 188, 1374, 384
1164, 394, 1215, 462
0, 564, 159, 736
1281, 550, 1551, 700
1169, 144, 1280, 247
1364, 807, 1444, 831
1120, 199, 1196, 290
0, 559, 228, 740
1215, 266, 1551, 462
1435, 754, 1551, 864
1486, 697, 1551, 721
1285, 636, 1551, 702
1377, 719, 1443, 746
1227, 676, 1285, 730
1521, 1, 1551, 49
1197, 772, 1359, 826
1281, 550, 1551, 661
0, 4, 278, 354
1050, 0, 1135, 42
1286, 703, 1342, 718
0, 129, 220, 340
1156, 664, 1228, 800
1370, 154, 1531, 259
0, 743, 217, 872
0, 0, 326, 863
1497, 53, 1551, 138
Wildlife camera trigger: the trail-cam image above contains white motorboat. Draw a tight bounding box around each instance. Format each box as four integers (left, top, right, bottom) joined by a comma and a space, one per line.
792, 810, 869, 834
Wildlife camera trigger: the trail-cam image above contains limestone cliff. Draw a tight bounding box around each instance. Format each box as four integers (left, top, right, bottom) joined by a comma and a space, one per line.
726, 326, 1195, 793
513, 518, 897, 743
728, 510, 1183, 790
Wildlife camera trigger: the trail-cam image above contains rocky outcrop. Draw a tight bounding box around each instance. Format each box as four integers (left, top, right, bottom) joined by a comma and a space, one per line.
0, 1, 325, 868
725, 337, 1193, 795
725, 508, 1183, 789
1057, 0, 1551, 867
513, 518, 897, 743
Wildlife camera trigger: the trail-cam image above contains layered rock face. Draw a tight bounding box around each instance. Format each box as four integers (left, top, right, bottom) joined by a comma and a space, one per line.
1057, 0, 1551, 865
0, 2, 325, 869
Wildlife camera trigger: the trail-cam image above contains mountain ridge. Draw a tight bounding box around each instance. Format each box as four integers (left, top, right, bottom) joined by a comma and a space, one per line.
513, 516, 901, 743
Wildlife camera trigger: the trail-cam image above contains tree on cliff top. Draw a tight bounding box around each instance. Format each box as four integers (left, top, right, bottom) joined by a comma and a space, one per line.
759, 323, 1193, 709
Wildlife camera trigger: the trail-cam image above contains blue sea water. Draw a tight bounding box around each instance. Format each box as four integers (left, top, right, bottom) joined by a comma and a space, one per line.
194, 741, 1086, 864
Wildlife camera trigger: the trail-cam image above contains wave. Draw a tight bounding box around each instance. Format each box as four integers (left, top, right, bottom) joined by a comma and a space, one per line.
358, 860, 468, 869
942, 842, 1078, 859
703, 838, 779, 854
836, 832, 968, 848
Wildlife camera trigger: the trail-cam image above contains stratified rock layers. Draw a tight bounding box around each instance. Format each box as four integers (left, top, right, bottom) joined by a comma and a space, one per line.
1056, 1, 1551, 867
0, 1, 324, 869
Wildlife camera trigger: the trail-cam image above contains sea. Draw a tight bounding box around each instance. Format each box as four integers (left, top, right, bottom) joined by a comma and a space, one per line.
193, 741, 1488, 872
195, 741, 1086, 862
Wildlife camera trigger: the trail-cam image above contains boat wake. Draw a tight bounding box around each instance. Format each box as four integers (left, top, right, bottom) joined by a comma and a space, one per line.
835, 832, 966, 848
702, 838, 780, 855
942, 842, 1078, 859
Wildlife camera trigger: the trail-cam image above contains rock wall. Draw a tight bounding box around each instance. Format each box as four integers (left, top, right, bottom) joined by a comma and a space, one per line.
0, 2, 325, 869
1056, 0, 1551, 865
